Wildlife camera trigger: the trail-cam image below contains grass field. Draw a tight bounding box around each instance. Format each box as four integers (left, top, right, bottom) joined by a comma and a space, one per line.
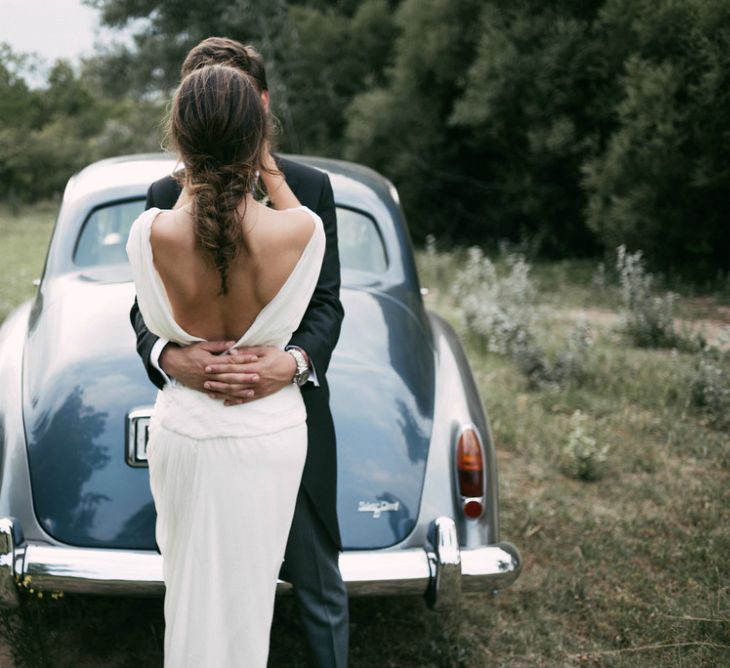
0, 205, 728, 667
0, 202, 58, 323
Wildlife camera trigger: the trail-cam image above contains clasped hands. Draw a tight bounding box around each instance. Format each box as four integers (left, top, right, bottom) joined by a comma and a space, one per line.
160, 341, 299, 407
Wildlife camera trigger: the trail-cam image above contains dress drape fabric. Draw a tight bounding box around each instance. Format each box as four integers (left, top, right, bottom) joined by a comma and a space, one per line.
126, 205, 326, 667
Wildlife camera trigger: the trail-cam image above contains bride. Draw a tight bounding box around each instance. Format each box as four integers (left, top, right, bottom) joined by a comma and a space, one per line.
126, 63, 325, 667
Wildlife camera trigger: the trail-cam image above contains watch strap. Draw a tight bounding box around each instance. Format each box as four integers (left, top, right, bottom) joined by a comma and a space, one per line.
287, 348, 310, 386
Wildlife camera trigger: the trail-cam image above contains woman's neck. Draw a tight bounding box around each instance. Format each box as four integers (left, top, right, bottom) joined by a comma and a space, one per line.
176, 189, 258, 212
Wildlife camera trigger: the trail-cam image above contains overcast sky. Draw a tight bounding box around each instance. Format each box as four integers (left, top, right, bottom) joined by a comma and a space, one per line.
0, 0, 127, 63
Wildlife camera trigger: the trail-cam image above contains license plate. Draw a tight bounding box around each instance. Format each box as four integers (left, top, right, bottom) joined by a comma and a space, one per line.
125, 408, 154, 467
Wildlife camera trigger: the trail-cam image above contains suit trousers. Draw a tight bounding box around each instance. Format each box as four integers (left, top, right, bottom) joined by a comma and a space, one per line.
279, 486, 349, 667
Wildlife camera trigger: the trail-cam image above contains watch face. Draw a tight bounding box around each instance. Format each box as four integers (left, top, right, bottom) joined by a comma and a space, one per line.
296, 369, 310, 386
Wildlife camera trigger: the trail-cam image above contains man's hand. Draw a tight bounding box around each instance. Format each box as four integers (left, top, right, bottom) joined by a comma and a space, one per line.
159, 341, 259, 393
203, 346, 298, 406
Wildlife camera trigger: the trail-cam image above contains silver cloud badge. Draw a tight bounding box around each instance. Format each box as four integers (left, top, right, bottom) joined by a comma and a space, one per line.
358, 500, 400, 518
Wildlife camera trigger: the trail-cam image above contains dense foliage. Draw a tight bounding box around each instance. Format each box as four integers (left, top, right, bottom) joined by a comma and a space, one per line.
0, 44, 163, 204
2, 0, 729, 274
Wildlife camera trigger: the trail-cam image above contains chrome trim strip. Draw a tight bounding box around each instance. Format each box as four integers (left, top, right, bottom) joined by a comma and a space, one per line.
13, 545, 435, 598
0, 517, 522, 606
338, 550, 432, 597
23, 544, 163, 596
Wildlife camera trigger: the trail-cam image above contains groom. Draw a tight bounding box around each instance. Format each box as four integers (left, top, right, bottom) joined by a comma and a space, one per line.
129, 38, 348, 667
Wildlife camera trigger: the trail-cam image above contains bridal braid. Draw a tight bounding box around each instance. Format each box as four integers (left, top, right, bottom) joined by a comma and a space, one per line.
166, 64, 270, 294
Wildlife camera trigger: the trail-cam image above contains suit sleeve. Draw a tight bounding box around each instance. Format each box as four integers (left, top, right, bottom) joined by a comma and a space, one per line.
287, 174, 344, 379
129, 183, 166, 390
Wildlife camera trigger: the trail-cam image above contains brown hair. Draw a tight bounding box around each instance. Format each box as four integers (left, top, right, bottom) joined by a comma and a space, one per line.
181, 37, 268, 92
166, 64, 270, 294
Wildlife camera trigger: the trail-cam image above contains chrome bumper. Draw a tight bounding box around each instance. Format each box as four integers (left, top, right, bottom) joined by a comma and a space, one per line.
0, 517, 521, 608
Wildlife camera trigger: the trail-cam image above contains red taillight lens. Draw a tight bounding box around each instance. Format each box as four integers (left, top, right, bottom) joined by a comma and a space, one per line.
463, 499, 484, 518
457, 428, 484, 498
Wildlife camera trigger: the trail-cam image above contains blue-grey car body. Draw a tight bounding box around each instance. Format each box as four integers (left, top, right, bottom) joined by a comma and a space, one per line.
0, 153, 521, 605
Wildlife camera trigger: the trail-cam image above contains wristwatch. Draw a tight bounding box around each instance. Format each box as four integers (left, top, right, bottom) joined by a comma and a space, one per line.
287, 348, 311, 386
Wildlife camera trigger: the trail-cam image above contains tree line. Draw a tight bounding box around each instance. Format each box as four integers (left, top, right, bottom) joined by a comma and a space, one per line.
2, 0, 729, 275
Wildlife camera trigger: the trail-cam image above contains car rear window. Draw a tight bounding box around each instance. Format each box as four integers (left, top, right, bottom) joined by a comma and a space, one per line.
74, 201, 388, 274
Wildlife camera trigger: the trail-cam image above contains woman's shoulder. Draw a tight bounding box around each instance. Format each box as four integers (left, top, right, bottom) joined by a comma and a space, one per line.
149, 208, 195, 250
262, 206, 321, 249
126, 207, 159, 252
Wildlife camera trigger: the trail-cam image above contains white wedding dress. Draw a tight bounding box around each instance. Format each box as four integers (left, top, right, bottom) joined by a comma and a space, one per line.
126, 204, 326, 667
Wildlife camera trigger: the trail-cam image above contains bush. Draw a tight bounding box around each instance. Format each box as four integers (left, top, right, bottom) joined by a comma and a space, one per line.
687, 339, 730, 430
615, 245, 687, 349
562, 409, 609, 481
513, 315, 594, 390
552, 314, 594, 386
451, 247, 535, 357
451, 246, 593, 388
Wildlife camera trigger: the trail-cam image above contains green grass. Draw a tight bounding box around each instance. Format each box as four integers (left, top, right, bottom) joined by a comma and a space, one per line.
0, 202, 57, 322
416, 248, 730, 667
0, 223, 728, 666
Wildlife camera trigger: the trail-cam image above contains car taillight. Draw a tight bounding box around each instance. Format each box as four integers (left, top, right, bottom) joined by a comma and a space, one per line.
456, 426, 485, 519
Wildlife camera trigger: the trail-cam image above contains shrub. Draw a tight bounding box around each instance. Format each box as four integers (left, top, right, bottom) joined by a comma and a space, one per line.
615, 245, 681, 348
450, 247, 535, 356
552, 314, 594, 386
451, 247, 593, 388
687, 340, 730, 430
562, 410, 609, 481
513, 314, 594, 390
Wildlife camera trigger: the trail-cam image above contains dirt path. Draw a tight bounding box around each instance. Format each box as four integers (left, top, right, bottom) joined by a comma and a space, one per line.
561, 306, 730, 350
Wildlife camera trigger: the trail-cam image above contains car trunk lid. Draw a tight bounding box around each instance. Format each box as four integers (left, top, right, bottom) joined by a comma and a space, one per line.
22, 278, 435, 551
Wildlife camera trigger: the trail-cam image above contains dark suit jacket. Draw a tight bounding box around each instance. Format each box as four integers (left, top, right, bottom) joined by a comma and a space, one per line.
129, 156, 344, 548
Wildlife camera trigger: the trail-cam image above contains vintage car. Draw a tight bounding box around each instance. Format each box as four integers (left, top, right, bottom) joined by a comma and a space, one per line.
0, 153, 521, 608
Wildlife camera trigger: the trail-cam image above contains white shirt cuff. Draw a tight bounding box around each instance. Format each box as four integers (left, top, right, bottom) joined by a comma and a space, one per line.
308, 363, 320, 387
285, 345, 320, 387
150, 338, 174, 386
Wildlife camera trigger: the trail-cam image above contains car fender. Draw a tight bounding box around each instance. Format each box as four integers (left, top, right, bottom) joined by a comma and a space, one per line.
415, 311, 500, 549
0, 300, 50, 544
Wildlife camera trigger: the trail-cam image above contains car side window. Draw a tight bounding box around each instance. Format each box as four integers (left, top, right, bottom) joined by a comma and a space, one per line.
74, 199, 146, 267
336, 207, 387, 274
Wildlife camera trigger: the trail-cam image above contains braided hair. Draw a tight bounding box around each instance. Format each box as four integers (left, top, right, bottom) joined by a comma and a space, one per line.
166, 64, 271, 294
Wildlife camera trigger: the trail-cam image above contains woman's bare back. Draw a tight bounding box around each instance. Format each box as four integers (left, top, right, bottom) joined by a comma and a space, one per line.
149, 199, 316, 341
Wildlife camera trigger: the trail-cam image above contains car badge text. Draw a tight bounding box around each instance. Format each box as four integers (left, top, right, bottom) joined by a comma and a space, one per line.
358, 500, 400, 518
